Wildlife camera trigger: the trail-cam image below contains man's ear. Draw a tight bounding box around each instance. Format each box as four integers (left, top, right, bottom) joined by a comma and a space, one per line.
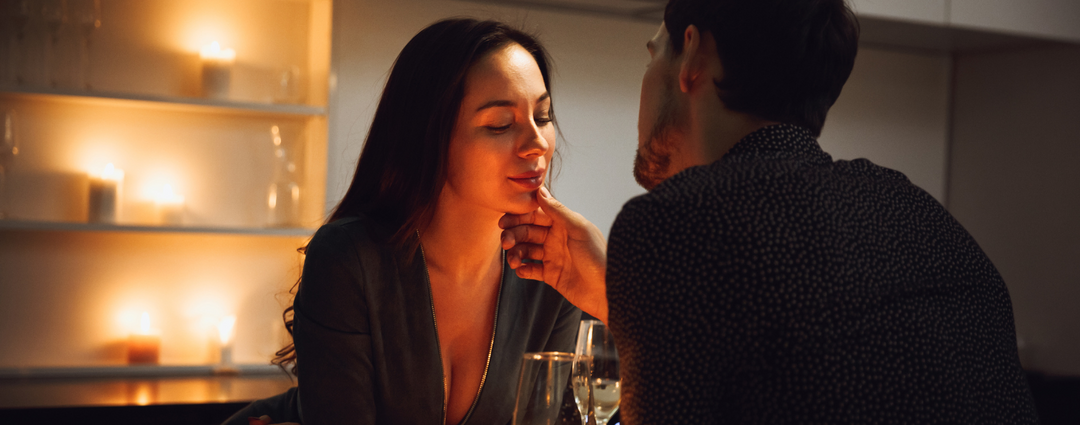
678, 24, 704, 94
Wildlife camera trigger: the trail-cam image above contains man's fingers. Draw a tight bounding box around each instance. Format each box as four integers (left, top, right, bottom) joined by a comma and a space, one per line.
513, 262, 552, 281
499, 210, 536, 229
507, 243, 545, 268
501, 224, 550, 250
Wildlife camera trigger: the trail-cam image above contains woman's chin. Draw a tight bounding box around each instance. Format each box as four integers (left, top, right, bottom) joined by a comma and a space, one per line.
505, 195, 540, 215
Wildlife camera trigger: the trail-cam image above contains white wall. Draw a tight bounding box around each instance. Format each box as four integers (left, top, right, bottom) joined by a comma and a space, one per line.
328, 0, 951, 236
951, 0, 1080, 44
950, 45, 1080, 376
821, 48, 951, 203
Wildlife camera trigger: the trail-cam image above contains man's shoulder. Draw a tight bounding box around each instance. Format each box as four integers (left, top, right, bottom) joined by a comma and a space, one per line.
615, 154, 933, 236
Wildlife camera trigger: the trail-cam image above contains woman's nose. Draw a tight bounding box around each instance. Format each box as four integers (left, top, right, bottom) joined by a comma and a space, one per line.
518, 122, 551, 158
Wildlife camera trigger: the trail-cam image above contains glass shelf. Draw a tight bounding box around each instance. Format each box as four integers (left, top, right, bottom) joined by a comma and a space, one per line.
0, 87, 327, 117
0, 219, 316, 237
0, 364, 289, 380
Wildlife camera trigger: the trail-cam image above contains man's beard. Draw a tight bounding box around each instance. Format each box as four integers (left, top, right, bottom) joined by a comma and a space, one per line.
634, 82, 684, 191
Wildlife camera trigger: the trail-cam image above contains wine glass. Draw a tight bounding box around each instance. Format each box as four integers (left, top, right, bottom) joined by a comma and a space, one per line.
512, 352, 575, 425
0, 109, 19, 218
574, 320, 620, 425
570, 353, 593, 425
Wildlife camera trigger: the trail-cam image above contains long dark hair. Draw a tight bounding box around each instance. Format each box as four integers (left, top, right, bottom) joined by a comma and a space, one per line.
272, 18, 558, 375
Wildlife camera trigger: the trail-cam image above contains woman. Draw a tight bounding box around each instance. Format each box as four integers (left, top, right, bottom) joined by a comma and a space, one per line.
224, 18, 582, 425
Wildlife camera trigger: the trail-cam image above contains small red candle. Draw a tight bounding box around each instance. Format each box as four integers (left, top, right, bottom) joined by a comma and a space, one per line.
128, 312, 160, 365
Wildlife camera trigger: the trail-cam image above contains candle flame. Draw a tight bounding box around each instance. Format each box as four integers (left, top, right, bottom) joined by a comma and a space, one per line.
139, 312, 151, 334
218, 315, 236, 345
200, 41, 236, 61
154, 184, 185, 205
96, 163, 125, 181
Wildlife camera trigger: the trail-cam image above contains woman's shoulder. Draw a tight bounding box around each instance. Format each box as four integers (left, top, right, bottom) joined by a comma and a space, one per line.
308, 214, 390, 254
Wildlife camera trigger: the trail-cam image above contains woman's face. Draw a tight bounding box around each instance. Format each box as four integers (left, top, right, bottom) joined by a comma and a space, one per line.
443, 43, 556, 215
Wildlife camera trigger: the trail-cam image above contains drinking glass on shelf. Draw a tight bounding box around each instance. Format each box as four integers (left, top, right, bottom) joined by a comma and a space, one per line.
267, 125, 301, 227
72, 0, 100, 90
512, 352, 575, 425
41, 0, 67, 88
0, 110, 19, 219
575, 320, 620, 425
4, 0, 36, 86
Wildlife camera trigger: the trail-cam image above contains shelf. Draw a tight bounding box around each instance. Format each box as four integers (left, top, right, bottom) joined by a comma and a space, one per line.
0, 364, 289, 380
0, 87, 326, 117
0, 220, 316, 237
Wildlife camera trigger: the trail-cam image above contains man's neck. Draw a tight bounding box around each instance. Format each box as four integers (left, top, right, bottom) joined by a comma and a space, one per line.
691, 105, 780, 165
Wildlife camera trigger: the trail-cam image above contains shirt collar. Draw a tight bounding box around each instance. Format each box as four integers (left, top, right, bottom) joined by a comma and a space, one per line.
723, 124, 830, 164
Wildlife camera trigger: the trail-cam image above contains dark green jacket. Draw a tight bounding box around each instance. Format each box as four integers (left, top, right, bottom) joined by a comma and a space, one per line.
293, 215, 580, 425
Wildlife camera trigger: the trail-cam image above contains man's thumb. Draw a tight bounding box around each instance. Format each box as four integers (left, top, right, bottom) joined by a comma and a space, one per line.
537, 186, 569, 222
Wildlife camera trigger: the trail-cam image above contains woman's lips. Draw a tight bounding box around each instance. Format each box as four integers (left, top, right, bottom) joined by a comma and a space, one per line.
509, 171, 545, 190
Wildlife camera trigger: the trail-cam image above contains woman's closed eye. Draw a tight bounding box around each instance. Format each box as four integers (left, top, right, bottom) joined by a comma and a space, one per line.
485, 123, 513, 133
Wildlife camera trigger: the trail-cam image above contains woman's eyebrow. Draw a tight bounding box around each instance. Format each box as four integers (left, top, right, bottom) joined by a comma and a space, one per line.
475, 100, 515, 112
475, 92, 550, 112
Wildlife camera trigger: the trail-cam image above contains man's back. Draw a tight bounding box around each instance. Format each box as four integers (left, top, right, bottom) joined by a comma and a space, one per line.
607, 124, 1038, 423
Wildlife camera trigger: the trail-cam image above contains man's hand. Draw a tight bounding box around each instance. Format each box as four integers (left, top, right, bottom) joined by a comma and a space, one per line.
248, 415, 299, 425
499, 186, 608, 323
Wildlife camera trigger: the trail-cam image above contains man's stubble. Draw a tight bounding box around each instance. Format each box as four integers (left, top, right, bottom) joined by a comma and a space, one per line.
633, 75, 685, 191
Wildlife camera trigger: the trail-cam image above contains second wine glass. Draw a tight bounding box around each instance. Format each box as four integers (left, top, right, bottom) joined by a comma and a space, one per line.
574, 320, 620, 425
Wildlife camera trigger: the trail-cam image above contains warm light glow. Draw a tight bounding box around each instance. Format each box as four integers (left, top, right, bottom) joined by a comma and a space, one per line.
217, 315, 236, 345
93, 163, 125, 181
139, 311, 152, 334
154, 184, 185, 206
200, 41, 236, 61
134, 383, 153, 406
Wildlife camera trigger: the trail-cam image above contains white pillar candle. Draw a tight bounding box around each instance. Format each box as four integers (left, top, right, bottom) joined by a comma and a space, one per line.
200, 42, 235, 99
88, 163, 123, 223
217, 315, 236, 365
154, 184, 185, 226
128, 312, 161, 365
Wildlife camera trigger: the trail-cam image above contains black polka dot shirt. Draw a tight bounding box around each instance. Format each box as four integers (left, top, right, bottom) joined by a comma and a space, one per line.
607, 124, 1038, 424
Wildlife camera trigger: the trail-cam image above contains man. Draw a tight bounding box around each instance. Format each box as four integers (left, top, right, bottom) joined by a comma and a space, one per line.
500, 0, 1038, 423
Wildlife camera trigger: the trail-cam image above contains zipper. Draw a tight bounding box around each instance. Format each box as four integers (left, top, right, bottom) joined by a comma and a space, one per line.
419, 241, 503, 425
458, 251, 503, 425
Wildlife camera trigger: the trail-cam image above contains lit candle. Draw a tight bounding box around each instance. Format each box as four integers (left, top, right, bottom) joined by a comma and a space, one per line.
200, 41, 235, 99
154, 184, 185, 226
88, 163, 124, 223
128, 312, 161, 365
217, 315, 236, 365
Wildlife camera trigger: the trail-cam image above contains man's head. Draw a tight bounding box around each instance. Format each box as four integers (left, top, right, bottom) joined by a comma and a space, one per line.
634, 0, 859, 190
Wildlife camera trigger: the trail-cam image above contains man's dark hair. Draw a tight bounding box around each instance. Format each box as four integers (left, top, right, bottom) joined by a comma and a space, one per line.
665, 0, 859, 136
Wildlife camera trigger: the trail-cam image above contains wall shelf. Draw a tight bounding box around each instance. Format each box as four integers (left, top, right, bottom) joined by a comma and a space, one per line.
0, 87, 326, 117
0, 219, 316, 237
0, 364, 289, 380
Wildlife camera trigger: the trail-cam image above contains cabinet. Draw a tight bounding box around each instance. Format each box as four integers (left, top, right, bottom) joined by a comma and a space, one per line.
848, 0, 947, 25
0, 0, 330, 368
950, 0, 1080, 44
0, 0, 331, 233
